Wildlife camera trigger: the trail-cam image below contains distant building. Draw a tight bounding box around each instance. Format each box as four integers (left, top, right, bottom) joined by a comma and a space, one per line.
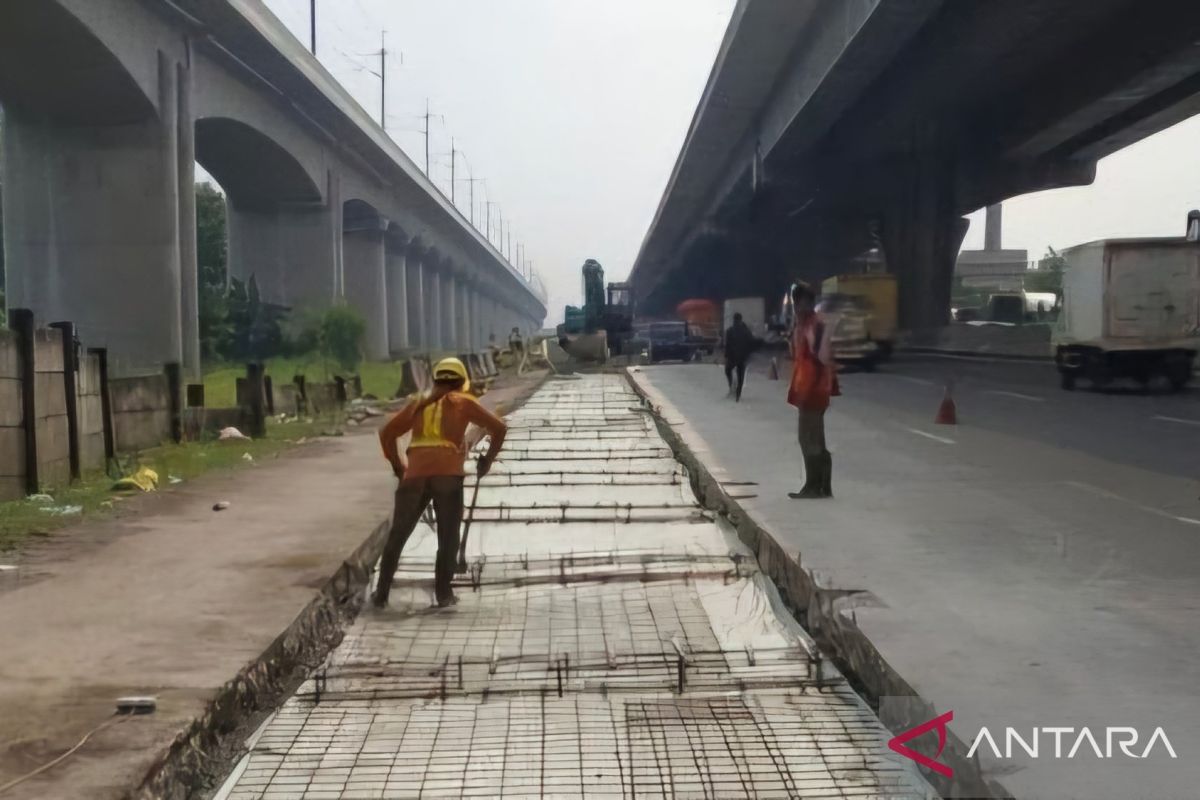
956, 249, 1030, 289
955, 203, 1029, 289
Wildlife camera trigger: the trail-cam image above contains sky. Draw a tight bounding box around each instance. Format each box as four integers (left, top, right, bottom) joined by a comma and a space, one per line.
255, 0, 1200, 322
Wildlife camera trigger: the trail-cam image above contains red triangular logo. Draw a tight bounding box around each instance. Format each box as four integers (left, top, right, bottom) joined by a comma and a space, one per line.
888, 710, 954, 777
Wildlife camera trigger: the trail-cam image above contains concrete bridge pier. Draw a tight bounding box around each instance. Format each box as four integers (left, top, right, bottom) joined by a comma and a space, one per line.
442, 269, 458, 353
1, 78, 188, 376
456, 276, 471, 352
341, 217, 389, 361
405, 245, 427, 351
467, 280, 483, 351
385, 229, 410, 356
878, 155, 969, 337
427, 257, 444, 352
226, 203, 338, 313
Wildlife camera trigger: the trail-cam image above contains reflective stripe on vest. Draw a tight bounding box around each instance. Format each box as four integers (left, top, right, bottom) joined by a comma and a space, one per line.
409, 400, 456, 449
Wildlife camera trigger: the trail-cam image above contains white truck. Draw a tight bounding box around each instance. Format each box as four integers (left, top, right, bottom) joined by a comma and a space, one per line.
1054, 237, 1199, 391
722, 297, 766, 341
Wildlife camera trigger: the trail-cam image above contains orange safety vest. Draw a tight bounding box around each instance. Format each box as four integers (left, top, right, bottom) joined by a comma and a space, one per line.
787, 316, 837, 411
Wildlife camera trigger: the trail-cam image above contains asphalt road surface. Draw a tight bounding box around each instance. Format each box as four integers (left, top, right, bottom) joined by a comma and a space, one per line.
636, 353, 1200, 800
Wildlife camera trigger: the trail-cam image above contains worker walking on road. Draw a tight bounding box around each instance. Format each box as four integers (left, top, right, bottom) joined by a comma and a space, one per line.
375, 357, 507, 608
786, 281, 835, 499
723, 312, 755, 401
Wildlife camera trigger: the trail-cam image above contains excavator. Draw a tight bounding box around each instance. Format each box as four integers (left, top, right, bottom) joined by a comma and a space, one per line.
556, 259, 635, 361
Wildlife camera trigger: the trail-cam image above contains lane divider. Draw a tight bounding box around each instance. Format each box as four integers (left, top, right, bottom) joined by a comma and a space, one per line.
1153, 415, 1200, 427
902, 426, 955, 445
984, 389, 1045, 402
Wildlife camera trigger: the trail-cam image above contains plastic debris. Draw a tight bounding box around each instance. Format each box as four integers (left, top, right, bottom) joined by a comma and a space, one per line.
212, 501, 230, 511
241, 452, 254, 462
112, 466, 160, 493
168, 475, 183, 485
26, 494, 55, 504
218, 427, 250, 441
39, 504, 82, 516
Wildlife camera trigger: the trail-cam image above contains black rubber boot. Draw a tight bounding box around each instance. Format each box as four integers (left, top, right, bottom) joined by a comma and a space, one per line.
788, 456, 823, 499
820, 452, 833, 498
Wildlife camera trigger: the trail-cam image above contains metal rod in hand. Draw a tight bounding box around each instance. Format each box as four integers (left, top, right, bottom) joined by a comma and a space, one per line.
456, 455, 485, 574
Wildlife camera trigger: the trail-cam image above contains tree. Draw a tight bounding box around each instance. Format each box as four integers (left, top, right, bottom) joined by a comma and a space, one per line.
1025, 246, 1064, 295
196, 182, 229, 360
317, 304, 366, 373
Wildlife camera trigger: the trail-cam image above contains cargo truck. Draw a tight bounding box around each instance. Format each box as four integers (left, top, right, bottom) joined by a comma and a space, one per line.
1054, 238, 1199, 391
819, 273, 898, 359
722, 297, 766, 341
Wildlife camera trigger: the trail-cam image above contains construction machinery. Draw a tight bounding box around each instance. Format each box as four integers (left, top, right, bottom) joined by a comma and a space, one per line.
556, 259, 636, 360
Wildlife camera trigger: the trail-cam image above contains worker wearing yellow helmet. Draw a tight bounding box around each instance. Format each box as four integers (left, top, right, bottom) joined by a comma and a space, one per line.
375, 357, 507, 608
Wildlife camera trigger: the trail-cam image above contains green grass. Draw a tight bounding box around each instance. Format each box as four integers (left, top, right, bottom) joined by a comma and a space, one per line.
0, 414, 336, 554
202, 356, 406, 407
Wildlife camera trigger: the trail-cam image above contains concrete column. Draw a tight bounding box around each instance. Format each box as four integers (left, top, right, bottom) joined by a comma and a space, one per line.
406, 249, 426, 350
342, 223, 389, 360
2, 58, 184, 375
457, 279, 471, 351
984, 203, 1002, 251
444, 270, 458, 353
176, 59, 199, 378
227, 203, 339, 311
881, 154, 969, 337
385, 238, 409, 354
428, 261, 443, 351
468, 284, 481, 351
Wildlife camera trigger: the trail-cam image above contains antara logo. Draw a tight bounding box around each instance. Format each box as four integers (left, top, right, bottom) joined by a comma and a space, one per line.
888, 710, 1178, 777
967, 726, 1177, 760
888, 710, 955, 777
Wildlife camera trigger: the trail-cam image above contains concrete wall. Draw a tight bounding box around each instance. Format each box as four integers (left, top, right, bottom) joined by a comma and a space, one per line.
32, 329, 70, 488
76, 354, 106, 472
110, 374, 172, 452
0, 327, 107, 501
0, 331, 25, 501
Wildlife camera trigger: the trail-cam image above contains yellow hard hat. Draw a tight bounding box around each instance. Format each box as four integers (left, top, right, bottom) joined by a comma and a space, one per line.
432, 357, 469, 384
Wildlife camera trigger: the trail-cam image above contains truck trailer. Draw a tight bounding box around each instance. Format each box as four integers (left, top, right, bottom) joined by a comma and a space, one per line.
1054, 237, 1199, 391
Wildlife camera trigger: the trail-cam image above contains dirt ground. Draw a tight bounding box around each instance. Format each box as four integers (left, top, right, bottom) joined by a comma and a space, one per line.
0, 370, 546, 799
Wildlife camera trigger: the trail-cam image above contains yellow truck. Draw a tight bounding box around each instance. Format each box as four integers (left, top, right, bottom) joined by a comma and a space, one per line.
819, 273, 898, 360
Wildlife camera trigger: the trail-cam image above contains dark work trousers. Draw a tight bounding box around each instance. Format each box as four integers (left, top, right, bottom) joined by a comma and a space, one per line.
375, 475, 465, 604
797, 408, 827, 458
724, 359, 747, 400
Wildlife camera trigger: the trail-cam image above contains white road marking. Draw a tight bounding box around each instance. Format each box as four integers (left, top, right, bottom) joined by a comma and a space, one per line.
1152, 415, 1200, 427
1140, 506, 1200, 526
890, 375, 936, 386
984, 389, 1045, 402
1063, 480, 1123, 501
1064, 481, 1200, 526
902, 426, 955, 445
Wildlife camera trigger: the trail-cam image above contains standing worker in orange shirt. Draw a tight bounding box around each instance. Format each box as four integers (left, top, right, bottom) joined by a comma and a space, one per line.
786, 281, 835, 499
375, 357, 507, 607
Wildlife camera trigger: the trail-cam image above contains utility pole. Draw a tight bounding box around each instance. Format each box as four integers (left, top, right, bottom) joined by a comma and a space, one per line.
423, 99, 431, 176
450, 138, 456, 205
379, 31, 386, 132
309, 0, 316, 55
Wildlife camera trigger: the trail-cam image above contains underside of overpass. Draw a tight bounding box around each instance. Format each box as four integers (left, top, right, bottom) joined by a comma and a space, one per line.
632, 0, 1200, 334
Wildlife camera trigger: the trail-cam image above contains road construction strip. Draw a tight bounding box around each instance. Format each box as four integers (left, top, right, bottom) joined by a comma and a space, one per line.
216, 374, 935, 799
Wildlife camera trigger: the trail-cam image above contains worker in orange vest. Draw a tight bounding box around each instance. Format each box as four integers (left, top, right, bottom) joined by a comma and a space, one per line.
375, 357, 507, 607
786, 281, 834, 499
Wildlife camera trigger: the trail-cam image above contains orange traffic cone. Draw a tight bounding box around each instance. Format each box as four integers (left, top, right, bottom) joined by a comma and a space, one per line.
935, 383, 957, 425
768, 358, 779, 380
